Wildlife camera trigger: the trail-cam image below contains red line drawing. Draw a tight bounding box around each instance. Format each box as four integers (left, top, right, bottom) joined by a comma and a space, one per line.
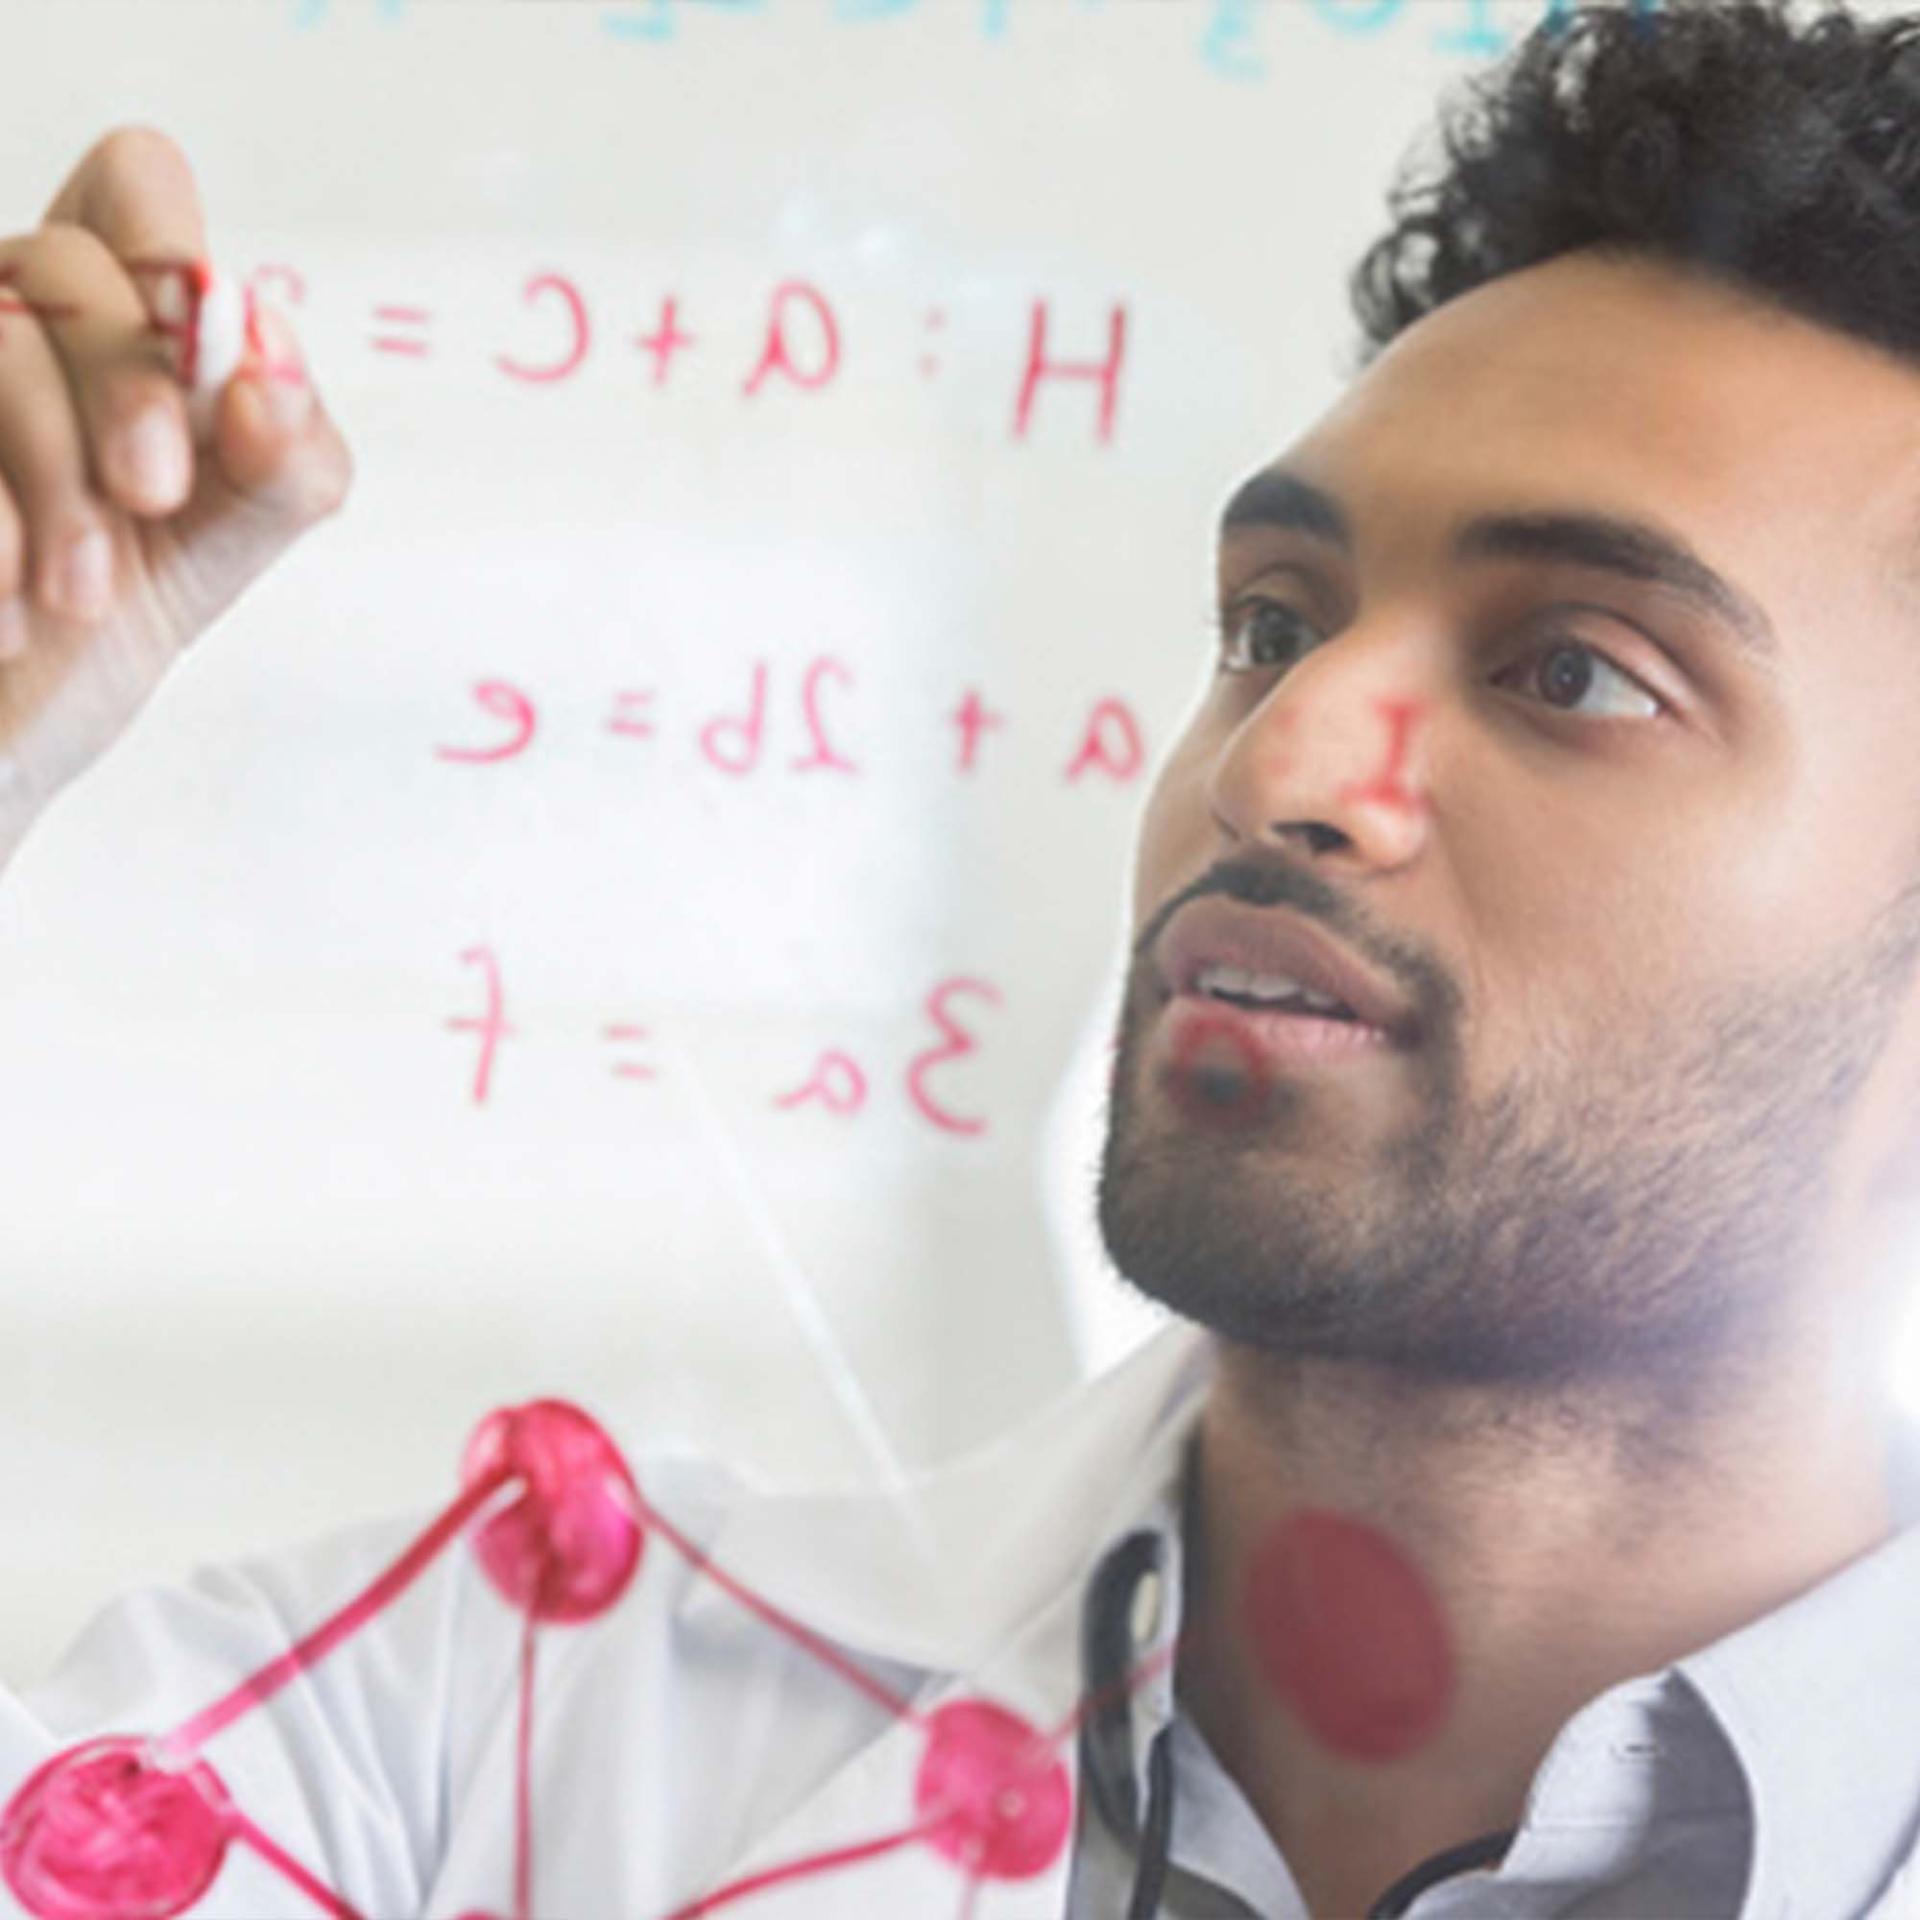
0, 1396, 1169, 1917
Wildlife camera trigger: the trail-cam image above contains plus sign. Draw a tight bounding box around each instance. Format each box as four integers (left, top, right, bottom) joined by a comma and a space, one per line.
634, 295, 696, 387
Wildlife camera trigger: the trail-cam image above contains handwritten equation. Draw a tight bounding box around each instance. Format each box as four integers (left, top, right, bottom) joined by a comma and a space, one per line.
432, 665, 1149, 785
293, 0, 1662, 75
448, 948, 1006, 1136
254, 265, 1129, 445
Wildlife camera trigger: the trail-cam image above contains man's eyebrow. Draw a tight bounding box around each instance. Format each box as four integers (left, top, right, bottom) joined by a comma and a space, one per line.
1453, 512, 1779, 665
1217, 468, 1780, 667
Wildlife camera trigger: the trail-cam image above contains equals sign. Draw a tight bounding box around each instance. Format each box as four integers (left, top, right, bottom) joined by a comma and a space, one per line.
370, 303, 433, 356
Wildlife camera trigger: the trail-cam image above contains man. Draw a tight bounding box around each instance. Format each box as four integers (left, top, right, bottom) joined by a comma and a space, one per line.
2, 1, 1919, 1914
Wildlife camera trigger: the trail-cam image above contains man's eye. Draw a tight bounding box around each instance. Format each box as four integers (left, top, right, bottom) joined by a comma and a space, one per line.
1499, 639, 1663, 721
1215, 599, 1317, 673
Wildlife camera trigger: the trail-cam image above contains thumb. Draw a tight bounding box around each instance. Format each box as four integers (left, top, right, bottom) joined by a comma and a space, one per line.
156, 299, 353, 638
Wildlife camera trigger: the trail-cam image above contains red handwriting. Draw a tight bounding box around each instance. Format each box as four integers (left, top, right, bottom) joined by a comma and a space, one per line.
1012, 301, 1128, 444
435, 681, 539, 763
495, 271, 592, 384
948, 688, 1005, 774
1062, 696, 1145, 784
741, 279, 841, 397
793, 658, 859, 775
452, 952, 1004, 1137
52, 256, 1133, 447
699, 661, 773, 774
371, 303, 433, 358
434, 667, 1147, 786
772, 1049, 869, 1116
445, 946, 515, 1103
904, 976, 1000, 1136
602, 1024, 658, 1082
635, 294, 696, 386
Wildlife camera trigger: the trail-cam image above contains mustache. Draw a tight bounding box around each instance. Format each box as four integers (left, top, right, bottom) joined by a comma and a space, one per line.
1132, 850, 1446, 1032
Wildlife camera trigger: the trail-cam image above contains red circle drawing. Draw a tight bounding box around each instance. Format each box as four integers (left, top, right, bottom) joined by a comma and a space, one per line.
1161, 1002, 1273, 1132
460, 1400, 646, 1623
0, 1738, 233, 1920
913, 1699, 1072, 1882
1242, 1509, 1454, 1762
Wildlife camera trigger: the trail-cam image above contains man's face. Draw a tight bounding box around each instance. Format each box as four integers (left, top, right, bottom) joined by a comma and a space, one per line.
1099, 249, 1920, 1405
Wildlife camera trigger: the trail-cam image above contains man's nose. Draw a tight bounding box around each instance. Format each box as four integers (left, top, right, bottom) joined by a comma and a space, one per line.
1203, 630, 1434, 873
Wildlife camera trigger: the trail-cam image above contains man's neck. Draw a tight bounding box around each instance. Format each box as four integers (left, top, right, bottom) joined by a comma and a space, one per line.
1174, 1331, 1896, 1918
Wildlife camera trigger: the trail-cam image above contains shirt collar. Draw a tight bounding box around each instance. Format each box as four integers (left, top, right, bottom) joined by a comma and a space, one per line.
1674, 1419, 1920, 1919
1079, 1391, 1920, 1920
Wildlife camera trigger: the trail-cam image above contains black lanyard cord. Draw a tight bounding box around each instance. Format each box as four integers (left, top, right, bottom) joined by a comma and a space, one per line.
1124, 1724, 1175, 1920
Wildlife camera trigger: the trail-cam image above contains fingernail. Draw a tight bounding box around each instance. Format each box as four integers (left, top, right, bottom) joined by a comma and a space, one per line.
0, 599, 26, 660
121, 409, 189, 506
59, 531, 112, 618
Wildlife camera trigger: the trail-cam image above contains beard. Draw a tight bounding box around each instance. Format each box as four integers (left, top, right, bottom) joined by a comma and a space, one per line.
1095, 854, 1920, 1412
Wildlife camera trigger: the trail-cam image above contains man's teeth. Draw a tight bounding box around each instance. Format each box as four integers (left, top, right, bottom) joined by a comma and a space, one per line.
1193, 964, 1353, 1018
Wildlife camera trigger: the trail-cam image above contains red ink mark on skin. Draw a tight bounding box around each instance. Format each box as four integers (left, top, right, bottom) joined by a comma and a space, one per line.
606, 689, 657, 739
1161, 1001, 1273, 1133
914, 1700, 1073, 1881
460, 1401, 645, 1625
948, 688, 1004, 775
634, 295, 696, 386
1336, 696, 1427, 818
1063, 696, 1146, 783
1012, 300, 1127, 444
494, 272, 591, 384
370, 304, 433, 357
603, 1024, 657, 1081
791, 655, 860, 774
446, 946, 514, 1106
435, 680, 538, 763
741, 280, 841, 397
1243, 1508, 1454, 1763
772, 1049, 868, 1116
906, 977, 1002, 1136
0, 1738, 232, 1920
700, 660, 769, 775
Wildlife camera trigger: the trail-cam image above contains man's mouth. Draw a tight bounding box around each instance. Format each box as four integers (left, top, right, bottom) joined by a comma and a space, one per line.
1188, 962, 1363, 1023
1153, 897, 1417, 1047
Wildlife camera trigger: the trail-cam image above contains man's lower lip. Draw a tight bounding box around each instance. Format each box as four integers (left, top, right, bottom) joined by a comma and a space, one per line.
1160, 992, 1398, 1069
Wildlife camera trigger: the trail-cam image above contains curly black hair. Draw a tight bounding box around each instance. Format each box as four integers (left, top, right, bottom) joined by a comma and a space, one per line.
1350, 0, 1920, 369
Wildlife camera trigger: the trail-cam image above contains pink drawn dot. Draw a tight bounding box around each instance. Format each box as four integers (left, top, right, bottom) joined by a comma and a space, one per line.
1243, 1509, 1454, 1762
0, 1738, 232, 1920
1163, 1003, 1272, 1132
460, 1400, 645, 1624
913, 1700, 1071, 1882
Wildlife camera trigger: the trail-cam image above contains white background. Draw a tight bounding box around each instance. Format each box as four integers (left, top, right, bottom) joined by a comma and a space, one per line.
2, 0, 1914, 1688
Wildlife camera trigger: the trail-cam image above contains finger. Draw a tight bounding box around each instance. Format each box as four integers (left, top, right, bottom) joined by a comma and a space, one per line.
42, 126, 209, 282
0, 224, 191, 521
0, 279, 116, 623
